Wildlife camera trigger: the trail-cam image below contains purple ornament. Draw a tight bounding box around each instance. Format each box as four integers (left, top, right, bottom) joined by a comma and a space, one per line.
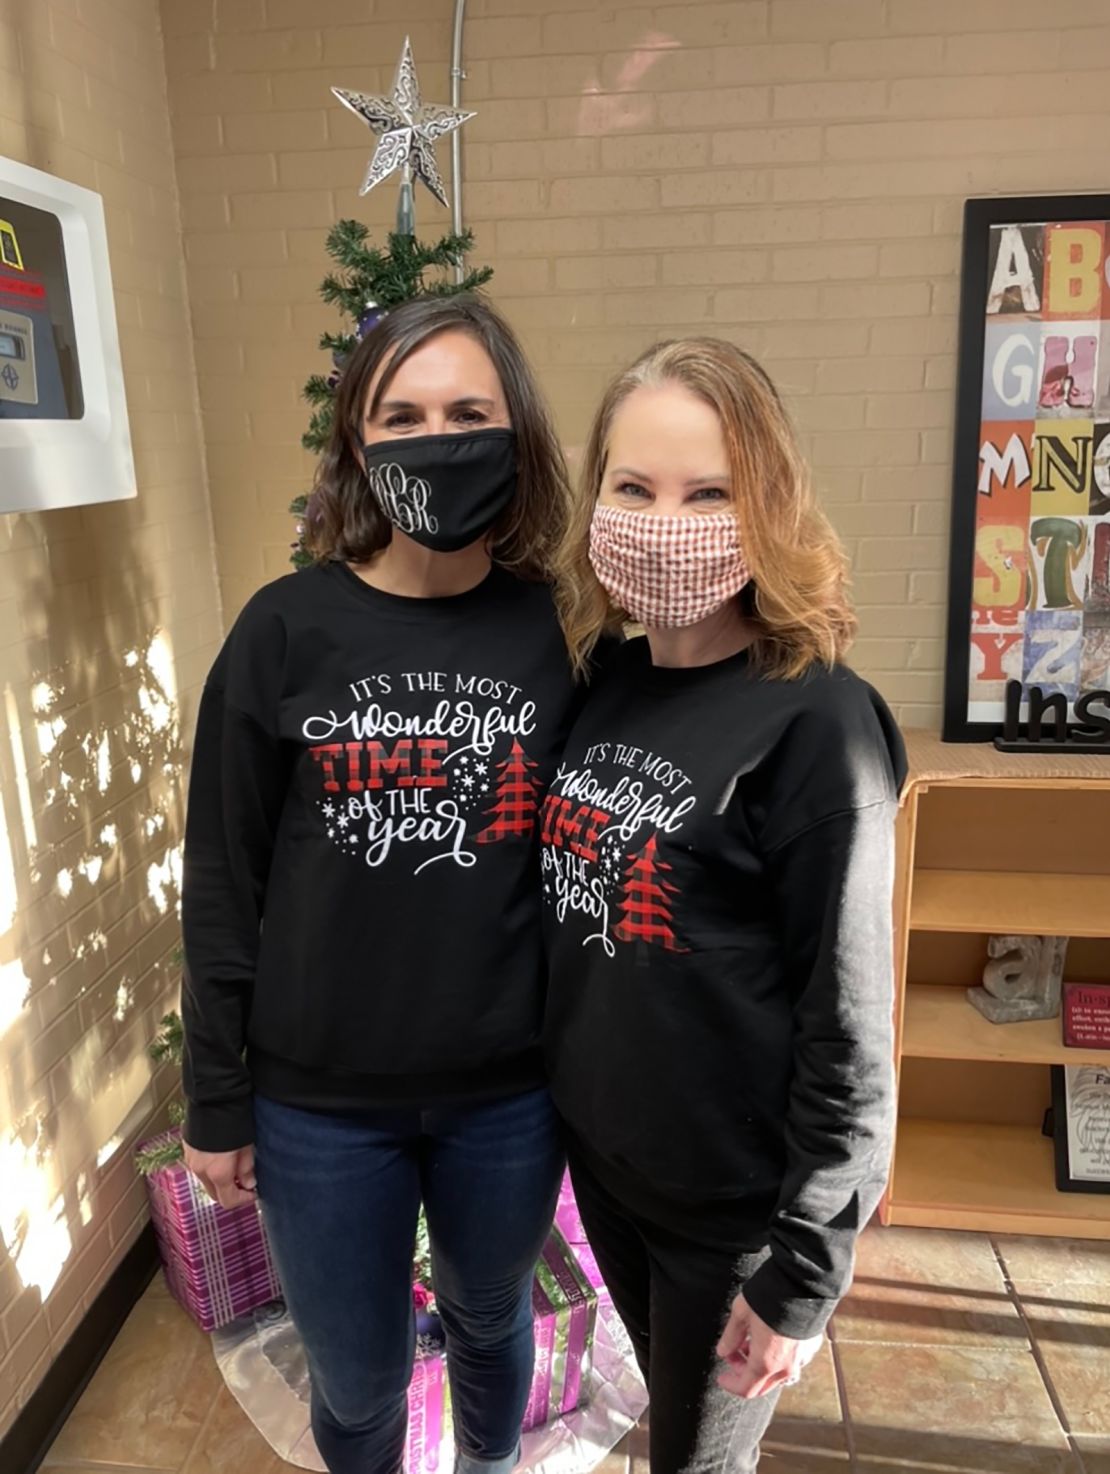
357, 302, 383, 339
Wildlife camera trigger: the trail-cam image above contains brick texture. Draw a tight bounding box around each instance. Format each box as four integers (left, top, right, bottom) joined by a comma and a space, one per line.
156, 0, 1110, 726
0, 0, 219, 1438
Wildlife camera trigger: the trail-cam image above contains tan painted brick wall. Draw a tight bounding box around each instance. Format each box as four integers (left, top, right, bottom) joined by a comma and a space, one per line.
0, 0, 219, 1434
159, 0, 1110, 726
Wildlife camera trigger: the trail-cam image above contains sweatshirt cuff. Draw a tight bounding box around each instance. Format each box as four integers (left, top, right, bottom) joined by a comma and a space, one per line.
741, 1258, 840, 1341
184, 1095, 255, 1153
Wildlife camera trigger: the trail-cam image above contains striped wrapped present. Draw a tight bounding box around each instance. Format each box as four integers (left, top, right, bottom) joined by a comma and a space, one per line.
523, 1226, 598, 1433
554, 1170, 608, 1305
404, 1228, 598, 1471
139, 1128, 282, 1333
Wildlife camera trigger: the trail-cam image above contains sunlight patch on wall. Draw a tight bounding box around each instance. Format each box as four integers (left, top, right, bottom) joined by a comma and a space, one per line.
91, 731, 111, 795
0, 802, 16, 936
0, 957, 31, 1038
30, 683, 59, 714
574, 32, 676, 135
74, 929, 107, 962
86, 1049, 156, 1173
36, 715, 67, 758
76, 1170, 94, 1226
95, 1135, 122, 1169
0, 1123, 72, 1299
147, 845, 183, 915
5, 684, 38, 851
113, 977, 132, 1022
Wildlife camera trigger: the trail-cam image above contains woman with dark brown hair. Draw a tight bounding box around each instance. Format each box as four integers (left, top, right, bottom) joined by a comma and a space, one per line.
179, 294, 587, 1474
544, 337, 907, 1474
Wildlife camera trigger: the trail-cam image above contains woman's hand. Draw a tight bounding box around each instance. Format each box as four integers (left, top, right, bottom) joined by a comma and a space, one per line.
183, 1140, 258, 1210
715, 1293, 822, 1400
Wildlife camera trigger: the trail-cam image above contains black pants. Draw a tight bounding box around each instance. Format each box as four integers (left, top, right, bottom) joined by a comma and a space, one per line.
569, 1145, 782, 1474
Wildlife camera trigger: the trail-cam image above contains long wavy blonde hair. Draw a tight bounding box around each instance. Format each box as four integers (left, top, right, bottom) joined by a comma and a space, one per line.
556, 337, 857, 679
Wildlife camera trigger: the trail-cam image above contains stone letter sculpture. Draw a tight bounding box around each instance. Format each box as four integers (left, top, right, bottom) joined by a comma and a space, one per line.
967, 934, 1068, 1024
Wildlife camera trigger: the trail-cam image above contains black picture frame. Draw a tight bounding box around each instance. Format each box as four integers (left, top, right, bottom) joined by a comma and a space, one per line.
1049, 1064, 1110, 1195
943, 194, 1110, 743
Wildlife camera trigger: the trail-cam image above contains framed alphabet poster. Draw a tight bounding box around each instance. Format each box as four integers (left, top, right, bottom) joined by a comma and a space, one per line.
944, 195, 1110, 743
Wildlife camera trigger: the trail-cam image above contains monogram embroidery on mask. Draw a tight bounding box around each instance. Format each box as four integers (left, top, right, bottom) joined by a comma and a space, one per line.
367, 462, 439, 536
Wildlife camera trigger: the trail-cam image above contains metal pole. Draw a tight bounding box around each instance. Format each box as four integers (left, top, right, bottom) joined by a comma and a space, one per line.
450, 0, 467, 283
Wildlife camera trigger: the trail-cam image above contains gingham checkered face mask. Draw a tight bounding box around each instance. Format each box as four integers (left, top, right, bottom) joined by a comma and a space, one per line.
588, 504, 752, 629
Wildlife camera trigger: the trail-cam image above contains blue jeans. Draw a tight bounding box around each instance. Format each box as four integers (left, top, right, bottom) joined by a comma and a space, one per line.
253, 1088, 563, 1474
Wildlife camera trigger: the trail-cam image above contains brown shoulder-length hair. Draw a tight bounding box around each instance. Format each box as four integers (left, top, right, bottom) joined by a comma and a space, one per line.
556, 337, 857, 679
305, 293, 569, 580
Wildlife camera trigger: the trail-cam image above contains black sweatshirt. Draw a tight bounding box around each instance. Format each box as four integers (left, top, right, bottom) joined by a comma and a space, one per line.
541, 638, 907, 1340
181, 561, 585, 1153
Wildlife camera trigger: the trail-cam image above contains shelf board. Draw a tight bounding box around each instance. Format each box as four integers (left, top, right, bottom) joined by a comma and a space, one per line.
886, 1118, 1110, 1238
910, 869, 1110, 938
902, 983, 1110, 1067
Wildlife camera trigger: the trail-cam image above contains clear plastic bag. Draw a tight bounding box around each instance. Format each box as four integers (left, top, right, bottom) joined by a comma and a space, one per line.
211, 1296, 648, 1474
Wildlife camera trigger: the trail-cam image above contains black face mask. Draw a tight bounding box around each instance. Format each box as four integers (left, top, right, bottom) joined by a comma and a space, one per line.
360, 429, 518, 552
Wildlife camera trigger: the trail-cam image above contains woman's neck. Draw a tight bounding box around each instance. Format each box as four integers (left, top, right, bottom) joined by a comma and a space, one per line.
644, 603, 757, 669
351, 533, 492, 598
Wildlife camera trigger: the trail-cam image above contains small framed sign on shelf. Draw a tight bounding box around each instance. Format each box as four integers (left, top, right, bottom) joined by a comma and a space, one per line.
1062, 981, 1110, 1049
1050, 1065, 1110, 1194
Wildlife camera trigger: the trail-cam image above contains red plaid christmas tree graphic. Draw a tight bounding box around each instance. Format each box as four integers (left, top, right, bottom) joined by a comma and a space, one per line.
476, 740, 539, 843
612, 834, 686, 951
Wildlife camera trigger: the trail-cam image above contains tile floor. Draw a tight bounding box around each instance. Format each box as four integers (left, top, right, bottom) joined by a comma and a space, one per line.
39, 1224, 1110, 1474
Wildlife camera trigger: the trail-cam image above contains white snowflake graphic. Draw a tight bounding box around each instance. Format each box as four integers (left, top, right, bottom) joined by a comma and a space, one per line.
327, 828, 335, 839
323, 802, 336, 819
476, 762, 488, 775
599, 843, 624, 886
348, 833, 359, 845
337, 813, 350, 829
461, 774, 474, 790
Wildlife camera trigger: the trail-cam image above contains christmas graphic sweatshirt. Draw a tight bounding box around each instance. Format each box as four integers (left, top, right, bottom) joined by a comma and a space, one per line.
541, 638, 907, 1340
181, 561, 585, 1153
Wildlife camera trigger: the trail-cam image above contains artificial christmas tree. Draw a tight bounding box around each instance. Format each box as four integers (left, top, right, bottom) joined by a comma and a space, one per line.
288, 35, 492, 567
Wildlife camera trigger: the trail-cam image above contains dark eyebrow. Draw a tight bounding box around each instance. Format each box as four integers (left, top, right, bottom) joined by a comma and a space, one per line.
374, 396, 497, 412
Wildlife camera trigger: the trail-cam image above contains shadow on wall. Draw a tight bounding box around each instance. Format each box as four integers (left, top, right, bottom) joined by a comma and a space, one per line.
0, 490, 188, 1354
0, 10, 210, 1380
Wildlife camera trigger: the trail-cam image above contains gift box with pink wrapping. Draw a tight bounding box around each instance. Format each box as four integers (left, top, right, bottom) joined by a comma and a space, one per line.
522, 1225, 598, 1431
407, 1225, 598, 1470
554, 1170, 607, 1305
137, 1127, 282, 1334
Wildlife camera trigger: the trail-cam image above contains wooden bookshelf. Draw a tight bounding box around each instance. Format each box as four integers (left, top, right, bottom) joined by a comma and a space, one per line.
884, 731, 1110, 1240
889, 1119, 1110, 1238
904, 983, 1110, 1067
910, 871, 1110, 938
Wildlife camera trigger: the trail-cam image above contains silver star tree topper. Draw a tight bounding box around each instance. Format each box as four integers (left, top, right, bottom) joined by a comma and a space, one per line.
333, 36, 474, 208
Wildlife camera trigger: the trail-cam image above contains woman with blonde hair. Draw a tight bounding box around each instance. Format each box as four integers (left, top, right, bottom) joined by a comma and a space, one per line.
542, 338, 906, 1474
